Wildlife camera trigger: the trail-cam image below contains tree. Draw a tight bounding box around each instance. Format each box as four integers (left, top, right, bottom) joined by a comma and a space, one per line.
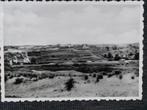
114, 54, 121, 61
106, 47, 109, 51
103, 54, 107, 58
31, 58, 37, 64
84, 75, 88, 80
65, 78, 75, 91
134, 52, 139, 60
107, 52, 113, 58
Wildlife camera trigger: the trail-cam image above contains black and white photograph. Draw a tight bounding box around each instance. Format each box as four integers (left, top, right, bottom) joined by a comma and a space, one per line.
1, 2, 143, 101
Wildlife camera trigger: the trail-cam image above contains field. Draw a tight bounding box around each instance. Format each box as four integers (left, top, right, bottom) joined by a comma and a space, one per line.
4, 44, 139, 98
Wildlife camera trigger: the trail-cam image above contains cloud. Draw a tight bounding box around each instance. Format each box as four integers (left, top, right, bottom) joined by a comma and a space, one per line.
3, 3, 142, 45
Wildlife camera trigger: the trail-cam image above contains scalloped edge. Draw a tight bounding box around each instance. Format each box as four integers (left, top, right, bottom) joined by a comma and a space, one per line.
0, 1, 144, 102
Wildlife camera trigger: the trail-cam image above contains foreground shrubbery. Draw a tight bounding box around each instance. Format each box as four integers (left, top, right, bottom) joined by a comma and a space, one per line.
84, 75, 88, 80
14, 78, 24, 84
65, 78, 75, 91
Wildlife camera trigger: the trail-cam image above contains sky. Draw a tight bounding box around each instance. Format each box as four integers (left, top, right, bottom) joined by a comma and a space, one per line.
3, 2, 143, 45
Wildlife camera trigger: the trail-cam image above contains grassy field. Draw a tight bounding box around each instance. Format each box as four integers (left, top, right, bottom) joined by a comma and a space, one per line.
5, 60, 139, 98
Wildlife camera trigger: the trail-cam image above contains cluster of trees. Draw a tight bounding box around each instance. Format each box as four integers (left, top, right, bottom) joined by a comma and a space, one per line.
103, 52, 139, 61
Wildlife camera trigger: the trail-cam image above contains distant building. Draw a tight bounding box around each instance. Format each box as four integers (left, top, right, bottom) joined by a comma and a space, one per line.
82, 44, 89, 49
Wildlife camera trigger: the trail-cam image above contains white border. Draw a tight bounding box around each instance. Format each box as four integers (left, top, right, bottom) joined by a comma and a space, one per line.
0, 1, 144, 102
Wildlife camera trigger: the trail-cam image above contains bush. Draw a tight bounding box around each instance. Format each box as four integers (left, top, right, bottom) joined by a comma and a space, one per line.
134, 52, 139, 60
30, 58, 37, 64
114, 71, 121, 75
114, 54, 121, 61
131, 76, 135, 80
102, 72, 107, 76
65, 78, 75, 91
84, 75, 88, 80
108, 74, 113, 78
14, 78, 23, 84
107, 52, 113, 58
5, 76, 8, 82
119, 75, 123, 80
97, 75, 103, 79
96, 75, 103, 83
93, 74, 96, 78
95, 76, 99, 83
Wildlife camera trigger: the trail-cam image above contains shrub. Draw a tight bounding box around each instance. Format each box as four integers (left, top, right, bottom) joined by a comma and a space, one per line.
119, 75, 123, 80
28, 74, 37, 79
114, 54, 121, 61
95, 76, 99, 83
14, 78, 23, 84
93, 74, 96, 78
65, 78, 75, 91
97, 75, 103, 79
131, 76, 135, 80
5, 76, 8, 82
134, 52, 139, 60
102, 72, 107, 76
114, 71, 121, 75
103, 54, 107, 58
107, 52, 113, 58
84, 75, 88, 80
108, 74, 113, 78
30, 58, 37, 64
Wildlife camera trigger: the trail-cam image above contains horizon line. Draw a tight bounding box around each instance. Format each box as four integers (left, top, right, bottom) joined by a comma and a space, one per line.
4, 42, 139, 47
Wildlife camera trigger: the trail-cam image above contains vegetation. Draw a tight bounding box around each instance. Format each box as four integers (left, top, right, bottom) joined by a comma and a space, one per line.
84, 75, 88, 80
119, 75, 123, 80
48, 74, 55, 79
14, 78, 23, 84
114, 54, 121, 61
108, 74, 113, 78
65, 78, 75, 91
114, 71, 121, 75
131, 76, 135, 80
4, 44, 139, 97
134, 52, 139, 60
93, 74, 96, 78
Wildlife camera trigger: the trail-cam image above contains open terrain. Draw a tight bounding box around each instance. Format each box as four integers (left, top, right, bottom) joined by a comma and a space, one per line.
4, 43, 139, 98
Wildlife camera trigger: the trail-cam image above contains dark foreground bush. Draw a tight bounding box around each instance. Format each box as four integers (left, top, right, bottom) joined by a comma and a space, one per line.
97, 75, 103, 79
131, 76, 135, 80
114, 71, 121, 75
65, 78, 75, 91
14, 78, 23, 84
84, 75, 88, 80
93, 74, 96, 78
108, 74, 113, 78
119, 75, 123, 80
96, 76, 99, 83
5, 75, 8, 82
102, 72, 107, 76
95, 75, 103, 83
